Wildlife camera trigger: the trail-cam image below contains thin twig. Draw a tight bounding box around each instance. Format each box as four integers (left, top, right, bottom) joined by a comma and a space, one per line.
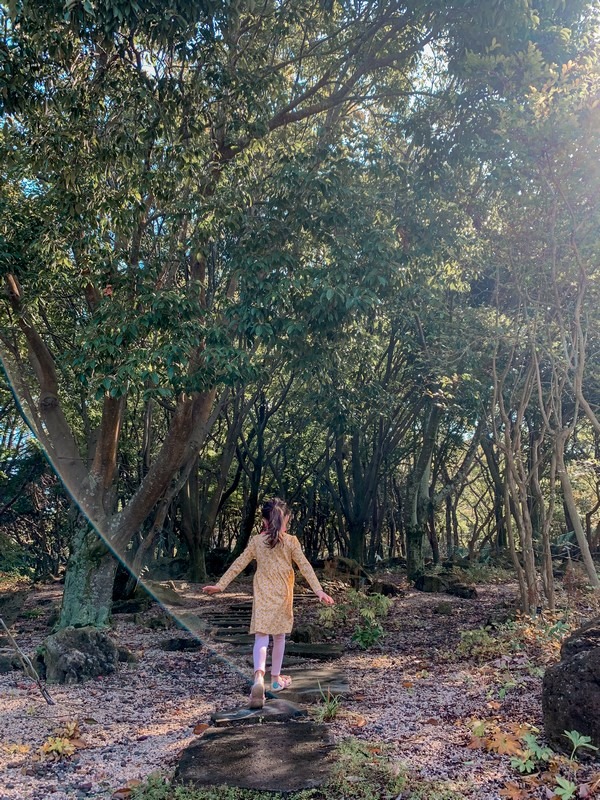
0, 617, 55, 705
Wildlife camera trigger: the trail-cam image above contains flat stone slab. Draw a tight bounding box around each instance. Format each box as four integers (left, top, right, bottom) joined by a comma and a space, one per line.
265, 668, 349, 704
284, 642, 343, 661
208, 624, 249, 634
210, 698, 307, 727
205, 610, 252, 618
214, 633, 255, 645
245, 654, 307, 668
175, 613, 209, 634
174, 722, 334, 792
205, 615, 252, 624
229, 602, 253, 611
228, 641, 343, 661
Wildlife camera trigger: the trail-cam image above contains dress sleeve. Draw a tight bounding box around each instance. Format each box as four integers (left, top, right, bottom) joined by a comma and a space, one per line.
291, 537, 323, 595
215, 538, 256, 591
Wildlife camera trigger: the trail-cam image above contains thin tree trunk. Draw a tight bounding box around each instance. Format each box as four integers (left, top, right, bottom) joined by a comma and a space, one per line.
555, 432, 600, 588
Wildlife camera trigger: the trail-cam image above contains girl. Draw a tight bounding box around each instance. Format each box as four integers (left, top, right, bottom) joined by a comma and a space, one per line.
203, 497, 334, 708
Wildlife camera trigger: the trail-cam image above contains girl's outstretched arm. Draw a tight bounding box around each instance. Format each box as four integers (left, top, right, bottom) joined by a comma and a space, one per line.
203, 537, 256, 594
291, 537, 334, 604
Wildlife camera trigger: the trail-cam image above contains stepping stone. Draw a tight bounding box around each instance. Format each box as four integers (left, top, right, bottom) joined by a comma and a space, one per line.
229, 602, 253, 612
174, 721, 334, 792
216, 612, 252, 619
285, 642, 343, 661
245, 655, 307, 668
175, 613, 209, 634
209, 606, 252, 619
265, 668, 349, 704
207, 622, 249, 632
228, 641, 343, 661
214, 633, 255, 645
210, 699, 307, 727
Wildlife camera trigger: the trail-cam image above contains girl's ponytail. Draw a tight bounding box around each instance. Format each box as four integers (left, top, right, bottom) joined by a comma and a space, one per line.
262, 497, 288, 548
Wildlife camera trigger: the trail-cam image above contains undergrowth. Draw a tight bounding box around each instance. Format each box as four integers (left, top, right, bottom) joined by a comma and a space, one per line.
453, 612, 577, 664
317, 589, 393, 649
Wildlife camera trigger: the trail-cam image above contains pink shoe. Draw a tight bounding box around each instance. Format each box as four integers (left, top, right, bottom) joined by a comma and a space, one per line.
271, 674, 292, 692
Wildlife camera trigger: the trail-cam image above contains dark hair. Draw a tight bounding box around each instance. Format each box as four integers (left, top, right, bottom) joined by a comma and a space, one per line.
261, 497, 289, 548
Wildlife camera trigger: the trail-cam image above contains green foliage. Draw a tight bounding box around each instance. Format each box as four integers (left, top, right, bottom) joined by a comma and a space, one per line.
1, 0, 600, 611
510, 733, 554, 774
312, 685, 342, 723
563, 730, 599, 761
553, 776, 579, 800
0, 532, 31, 575
456, 626, 520, 662
319, 590, 392, 649
329, 738, 405, 800
352, 619, 385, 650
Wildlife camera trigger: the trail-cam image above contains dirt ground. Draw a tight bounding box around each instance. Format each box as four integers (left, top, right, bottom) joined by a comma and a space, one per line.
0, 568, 599, 800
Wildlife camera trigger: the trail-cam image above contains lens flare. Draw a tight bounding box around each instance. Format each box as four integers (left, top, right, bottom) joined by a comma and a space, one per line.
0, 351, 268, 695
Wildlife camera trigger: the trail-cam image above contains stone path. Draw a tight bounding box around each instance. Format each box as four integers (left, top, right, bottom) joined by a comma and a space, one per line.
166, 596, 349, 792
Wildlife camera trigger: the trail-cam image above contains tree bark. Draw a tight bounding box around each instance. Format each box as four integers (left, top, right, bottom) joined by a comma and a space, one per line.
555, 432, 600, 588
58, 521, 117, 629
404, 403, 441, 580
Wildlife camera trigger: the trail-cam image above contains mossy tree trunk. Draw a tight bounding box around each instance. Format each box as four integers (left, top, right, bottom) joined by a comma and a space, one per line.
58, 521, 118, 629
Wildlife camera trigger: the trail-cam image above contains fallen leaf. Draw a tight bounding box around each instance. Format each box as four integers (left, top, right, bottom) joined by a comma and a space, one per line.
69, 738, 87, 749
193, 723, 210, 735
506, 722, 534, 739
351, 715, 367, 728
486, 731, 524, 757
589, 773, 600, 792
112, 780, 142, 799
499, 782, 529, 799
487, 700, 502, 710
468, 736, 488, 750
402, 681, 414, 689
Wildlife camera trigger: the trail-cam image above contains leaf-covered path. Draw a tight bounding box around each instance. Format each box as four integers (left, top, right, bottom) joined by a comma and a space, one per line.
0, 573, 598, 800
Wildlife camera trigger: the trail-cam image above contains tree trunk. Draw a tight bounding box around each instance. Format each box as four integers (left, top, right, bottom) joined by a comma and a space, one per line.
348, 520, 366, 563
404, 403, 441, 580
556, 433, 600, 589
58, 521, 117, 629
406, 523, 424, 579
235, 470, 261, 557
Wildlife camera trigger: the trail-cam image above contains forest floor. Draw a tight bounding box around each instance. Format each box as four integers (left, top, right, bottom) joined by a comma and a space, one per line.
1, 565, 600, 800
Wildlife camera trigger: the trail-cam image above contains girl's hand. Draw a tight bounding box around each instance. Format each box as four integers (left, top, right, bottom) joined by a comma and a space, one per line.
202, 585, 222, 595
316, 590, 334, 606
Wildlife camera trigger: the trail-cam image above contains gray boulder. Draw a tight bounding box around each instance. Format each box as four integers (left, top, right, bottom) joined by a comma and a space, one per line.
414, 574, 448, 593
42, 626, 119, 684
542, 617, 600, 752
446, 583, 478, 599
561, 616, 600, 660
367, 580, 403, 597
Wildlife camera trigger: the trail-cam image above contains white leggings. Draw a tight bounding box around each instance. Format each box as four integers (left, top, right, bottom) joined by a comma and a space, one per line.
253, 632, 286, 675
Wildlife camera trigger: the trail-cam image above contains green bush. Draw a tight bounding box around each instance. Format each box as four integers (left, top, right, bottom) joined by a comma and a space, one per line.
319, 589, 393, 649
0, 533, 32, 576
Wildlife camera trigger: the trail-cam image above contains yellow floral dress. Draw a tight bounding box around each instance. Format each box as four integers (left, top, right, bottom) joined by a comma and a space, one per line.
215, 533, 323, 635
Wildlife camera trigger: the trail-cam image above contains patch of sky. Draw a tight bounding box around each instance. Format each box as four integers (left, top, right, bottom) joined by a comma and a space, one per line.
20, 178, 44, 197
